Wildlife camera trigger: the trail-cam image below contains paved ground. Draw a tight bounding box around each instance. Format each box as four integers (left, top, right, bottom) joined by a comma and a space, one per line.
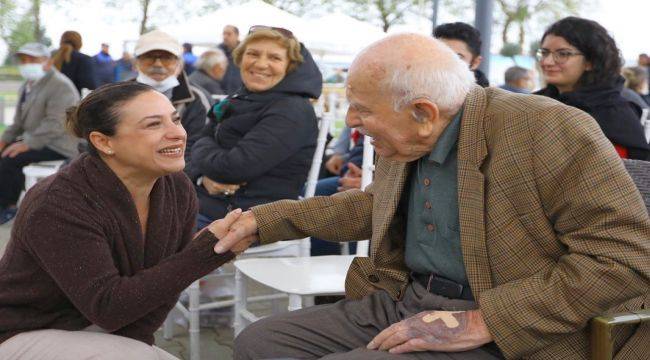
0, 219, 269, 360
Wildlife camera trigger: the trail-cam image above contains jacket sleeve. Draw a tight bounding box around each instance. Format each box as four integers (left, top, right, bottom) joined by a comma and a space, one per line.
191, 99, 317, 184
21, 188, 234, 333
478, 105, 650, 358
248, 158, 393, 244
22, 83, 79, 150
181, 87, 211, 166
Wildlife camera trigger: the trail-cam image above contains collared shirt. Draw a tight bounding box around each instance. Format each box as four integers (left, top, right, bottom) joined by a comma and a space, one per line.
405, 108, 470, 289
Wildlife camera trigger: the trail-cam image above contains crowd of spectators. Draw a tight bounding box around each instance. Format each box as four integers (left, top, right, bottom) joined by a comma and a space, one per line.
0, 15, 648, 360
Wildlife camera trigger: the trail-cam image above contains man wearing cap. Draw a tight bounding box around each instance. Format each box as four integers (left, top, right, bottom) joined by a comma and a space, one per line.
0, 43, 80, 224
133, 30, 211, 168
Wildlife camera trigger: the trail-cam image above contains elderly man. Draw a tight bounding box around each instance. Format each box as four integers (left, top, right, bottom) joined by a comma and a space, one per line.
218, 34, 650, 359
0, 43, 79, 224
218, 25, 243, 94
188, 49, 228, 96
498, 66, 534, 94
134, 30, 211, 168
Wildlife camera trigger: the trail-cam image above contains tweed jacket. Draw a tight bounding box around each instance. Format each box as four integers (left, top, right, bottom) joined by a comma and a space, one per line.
251, 86, 650, 359
1, 70, 80, 158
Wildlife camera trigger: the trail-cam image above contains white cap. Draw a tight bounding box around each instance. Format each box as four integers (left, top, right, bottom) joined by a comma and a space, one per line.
16, 43, 50, 58
134, 30, 182, 57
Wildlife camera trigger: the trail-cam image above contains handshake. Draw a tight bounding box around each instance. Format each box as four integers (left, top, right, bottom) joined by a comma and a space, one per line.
203, 209, 260, 255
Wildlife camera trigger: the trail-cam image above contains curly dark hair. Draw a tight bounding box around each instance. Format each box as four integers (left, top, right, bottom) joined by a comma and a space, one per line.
541, 16, 622, 88
434, 22, 482, 58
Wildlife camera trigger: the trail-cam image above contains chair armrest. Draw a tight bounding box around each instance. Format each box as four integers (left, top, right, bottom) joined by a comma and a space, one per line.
590, 309, 650, 360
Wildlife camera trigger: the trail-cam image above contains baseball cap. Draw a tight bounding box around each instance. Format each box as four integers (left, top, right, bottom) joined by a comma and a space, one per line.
134, 30, 182, 57
16, 43, 50, 58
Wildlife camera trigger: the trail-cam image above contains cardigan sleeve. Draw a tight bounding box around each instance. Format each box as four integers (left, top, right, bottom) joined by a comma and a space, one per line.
20, 189, 233, 333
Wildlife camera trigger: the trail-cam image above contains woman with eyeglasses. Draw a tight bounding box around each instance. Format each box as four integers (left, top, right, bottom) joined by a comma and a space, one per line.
188, 26, 322, 228
535, 17, 650, 160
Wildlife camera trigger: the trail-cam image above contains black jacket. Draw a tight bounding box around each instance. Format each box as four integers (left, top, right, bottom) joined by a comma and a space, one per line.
60, 50, 98, 93
189, 44, 322, 220
535, 77, 650, 160
218, 43, 244, 95
188, 69, 225, 96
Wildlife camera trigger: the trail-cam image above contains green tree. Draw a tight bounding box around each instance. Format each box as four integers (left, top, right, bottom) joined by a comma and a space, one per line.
0, 0, 16, 39
495, 0, 591, 53
343, 0, 418, 32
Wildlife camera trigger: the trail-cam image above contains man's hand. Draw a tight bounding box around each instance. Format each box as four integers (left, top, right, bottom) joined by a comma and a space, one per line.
1, 141, 29, 158
325, 154, 344, 175
203, 176, 240, 196
214, 210, 259, 254
204, 208, 243, 240
337, 162, 363, 192
367, 310, 492, 354
0, 141, 7, 152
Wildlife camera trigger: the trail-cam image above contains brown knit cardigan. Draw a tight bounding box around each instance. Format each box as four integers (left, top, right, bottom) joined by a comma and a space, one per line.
0, 153, 234, 345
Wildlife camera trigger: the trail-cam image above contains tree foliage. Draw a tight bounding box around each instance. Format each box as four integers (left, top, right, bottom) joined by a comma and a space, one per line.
495, 0, 588, 54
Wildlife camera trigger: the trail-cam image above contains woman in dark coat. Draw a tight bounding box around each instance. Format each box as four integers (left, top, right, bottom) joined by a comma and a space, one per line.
535, 17, 650, 160
52, 31, 98, 93
0, 82, 237, 359
189, 26, 322, 228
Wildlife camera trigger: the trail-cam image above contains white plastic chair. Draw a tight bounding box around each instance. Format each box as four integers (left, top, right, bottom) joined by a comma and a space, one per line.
18, 160, 65, 205
233, 135, 374, 336
163, 111, 334, 360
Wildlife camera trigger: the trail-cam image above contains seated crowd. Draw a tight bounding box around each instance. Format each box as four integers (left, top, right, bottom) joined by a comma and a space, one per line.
0, 16, 648, 360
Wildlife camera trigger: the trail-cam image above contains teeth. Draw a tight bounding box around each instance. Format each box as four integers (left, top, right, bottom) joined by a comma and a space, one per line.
159, 147, 181, 154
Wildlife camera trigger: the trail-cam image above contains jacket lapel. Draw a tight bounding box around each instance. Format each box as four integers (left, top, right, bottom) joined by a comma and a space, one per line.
370, 159, 409, 259
457, 86, 493, 296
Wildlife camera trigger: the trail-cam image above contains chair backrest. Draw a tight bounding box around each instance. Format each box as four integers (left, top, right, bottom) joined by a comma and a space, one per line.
355, 135, 374, 257
622, 159, 650, 214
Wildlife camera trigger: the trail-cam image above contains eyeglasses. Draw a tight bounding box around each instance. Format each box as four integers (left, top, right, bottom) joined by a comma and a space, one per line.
536, 48, 583, 64
248, 25, 295, 39
138, 52, 178, 66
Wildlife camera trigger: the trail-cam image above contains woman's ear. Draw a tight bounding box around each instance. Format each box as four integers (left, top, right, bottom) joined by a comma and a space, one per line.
88, 131, 114, 156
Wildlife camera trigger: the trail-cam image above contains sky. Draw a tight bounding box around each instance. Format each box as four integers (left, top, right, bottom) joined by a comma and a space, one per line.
1, 0, 648, 65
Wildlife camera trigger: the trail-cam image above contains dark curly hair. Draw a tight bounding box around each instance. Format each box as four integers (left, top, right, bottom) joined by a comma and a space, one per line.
541, 16, 622, 88
434, 22, 482, 58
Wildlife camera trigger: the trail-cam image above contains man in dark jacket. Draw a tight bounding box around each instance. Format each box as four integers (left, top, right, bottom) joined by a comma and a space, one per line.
217, 25, 244, 95
434, 22, 489, 87
133, 30, 212, 168
188, 48, 227, 96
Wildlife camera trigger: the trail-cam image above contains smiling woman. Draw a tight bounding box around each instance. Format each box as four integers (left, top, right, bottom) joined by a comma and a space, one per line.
188, 27, 322, 228
0, 82, 239, 359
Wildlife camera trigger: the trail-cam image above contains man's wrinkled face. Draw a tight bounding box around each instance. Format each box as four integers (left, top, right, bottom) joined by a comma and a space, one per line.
136, 50, 179, 82
344, 66, 440, 163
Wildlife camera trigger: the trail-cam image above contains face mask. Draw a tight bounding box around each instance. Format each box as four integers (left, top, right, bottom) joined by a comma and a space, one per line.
19, 63, 46, 81
136, 72, 179, 93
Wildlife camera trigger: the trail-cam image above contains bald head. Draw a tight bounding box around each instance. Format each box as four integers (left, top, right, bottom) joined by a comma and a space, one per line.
348, 33, 474, 115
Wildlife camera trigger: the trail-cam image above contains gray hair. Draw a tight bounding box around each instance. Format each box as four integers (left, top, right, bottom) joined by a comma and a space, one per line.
504, 66, 531, 84
383, 42, 475, 115
196, 49, 228, 72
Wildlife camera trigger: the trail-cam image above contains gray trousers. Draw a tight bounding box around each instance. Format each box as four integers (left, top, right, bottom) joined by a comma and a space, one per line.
235, 281, 504, 360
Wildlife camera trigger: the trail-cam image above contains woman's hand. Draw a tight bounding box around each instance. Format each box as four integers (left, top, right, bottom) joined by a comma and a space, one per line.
203, 176, 240, 196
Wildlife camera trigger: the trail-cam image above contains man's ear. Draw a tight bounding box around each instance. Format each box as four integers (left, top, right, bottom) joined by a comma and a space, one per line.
470, 55, 483, 71
410, 99, 439, 138
88, 131, 114, 156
